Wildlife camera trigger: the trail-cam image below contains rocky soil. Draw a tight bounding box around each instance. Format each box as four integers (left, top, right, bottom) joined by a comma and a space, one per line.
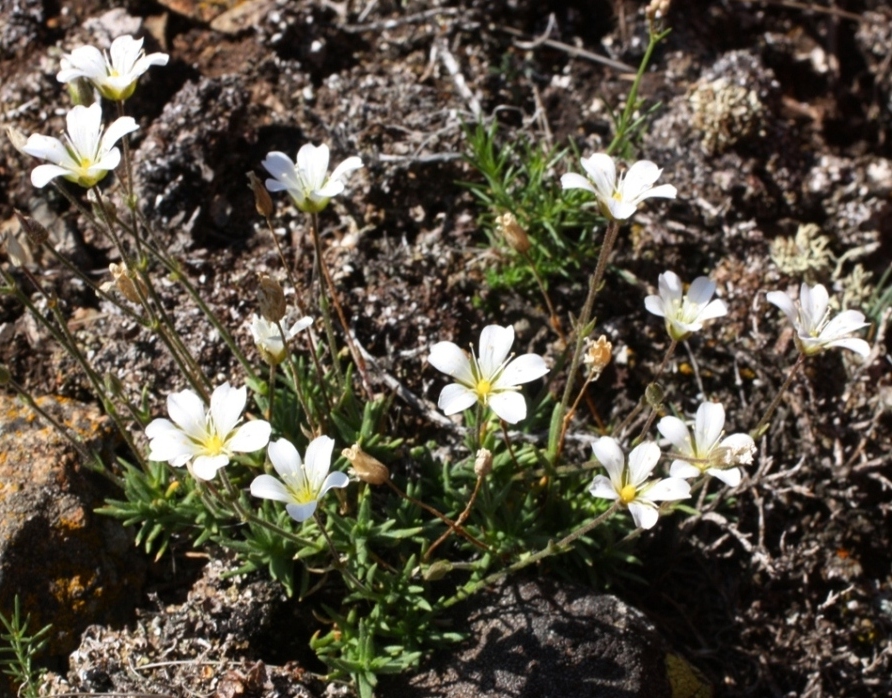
1, 0, 891, 697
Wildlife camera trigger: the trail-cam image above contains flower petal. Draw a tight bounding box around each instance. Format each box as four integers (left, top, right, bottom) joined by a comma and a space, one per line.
477, 325, 514, 377
627, 442, 661, 487
210, 382, 246, 437
30, 164, 72, 188
227, 420, 271, 454
250, 474, 292, 503
495, 353, 548, 388
694, 402, 725, 454
268, 438, 302, 479
167, 389, 207, 440
657, 415, 692, 453
708, 467, 741, 487
488, 390, 527, 424
329, 156, 363, 184
304, 435, 335, 494
620, 160, 662, 201
766, 290, 797, 323
644, 294, 667, 318
627, 501, 659, 530
286, 501, 318, 522
437, 383, 478, 415
428, 341, 474, 385
297, 143, 329, 190
318, 471, 350, 498
592, 437, 625, 488
580, 153, 616, 200
669, 460, 701, 479
825, 337, 871, 357
192, 454, 230, 480
589, 475, 619, 500
643, 476, 691, 502
686, 277, 717, 306
560, 172, 596, 194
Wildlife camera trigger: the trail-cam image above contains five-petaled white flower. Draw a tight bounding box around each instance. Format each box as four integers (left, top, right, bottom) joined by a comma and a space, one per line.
57, 35, 169, 102
145, 382, 271, 481
250, 436, 348, 522
428, 324, 549, 424
561, 153, 677, 220
23, 103, 138, 188
658, 402, 755, 487
644, 271, 728, 341
589, 437, 690, 530
766, 282, 870, 358
250, 314, 314, 366
262, 143, 363, 213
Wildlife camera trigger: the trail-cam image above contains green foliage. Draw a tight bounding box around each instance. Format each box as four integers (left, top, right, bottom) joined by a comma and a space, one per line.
0, 597, 52, 698
460, 120, 602, 290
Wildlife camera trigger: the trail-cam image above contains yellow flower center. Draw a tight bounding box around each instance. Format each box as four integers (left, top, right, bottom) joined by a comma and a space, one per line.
204, 433, 226, 456
612, 190, 623, 201
475, 379, 493, 399
619, 484, 637, 504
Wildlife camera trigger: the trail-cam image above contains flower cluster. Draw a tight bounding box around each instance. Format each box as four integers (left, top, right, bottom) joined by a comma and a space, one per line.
23, 34, 168, 189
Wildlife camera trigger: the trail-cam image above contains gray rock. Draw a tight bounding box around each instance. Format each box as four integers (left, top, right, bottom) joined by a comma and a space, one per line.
382, 577, 707, 698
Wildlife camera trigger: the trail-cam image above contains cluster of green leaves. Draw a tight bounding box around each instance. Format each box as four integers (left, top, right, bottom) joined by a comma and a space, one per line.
461, 121, 602, 291
0, 597, 52, 698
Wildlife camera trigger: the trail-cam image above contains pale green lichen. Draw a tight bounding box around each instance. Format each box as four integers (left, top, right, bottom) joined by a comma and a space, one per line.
769, 223, 834, 281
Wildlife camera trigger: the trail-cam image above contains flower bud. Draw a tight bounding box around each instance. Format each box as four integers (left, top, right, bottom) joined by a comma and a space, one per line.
100, 263, 146, 304
342, 444, 390, 485
0, 364, 11, 386
257, 275, 286, 323
2, 233, 27, 267
247, 172, 274, 218
496, 212, 531, 254
13, 209, 49, 246
423, 560, 453, 582
104, 372, 125, 397
645, 382, 665, 409
5, 126, 29, 155
474, 448, 493, 478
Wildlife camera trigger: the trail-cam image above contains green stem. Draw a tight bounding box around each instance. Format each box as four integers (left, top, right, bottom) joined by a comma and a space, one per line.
751, 353, 806, 439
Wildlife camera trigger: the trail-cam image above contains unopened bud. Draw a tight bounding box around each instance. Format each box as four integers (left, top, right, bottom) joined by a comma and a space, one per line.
68, 76, 96, 107
247, 172, 274, 218
257, 275, 286, 323
0, 364, 11, 386
14, 210, 49, 246
5, 126, 29, 155
423, 560, 453, 582
474, 448, 493, 478
342, 444, 390, 485
644, 382, 664, 409
104, 372, 125, 397
496, 212, 531, 254
583, 335, 612, 376
3, 233, 27, 267
100, 263, 147, 304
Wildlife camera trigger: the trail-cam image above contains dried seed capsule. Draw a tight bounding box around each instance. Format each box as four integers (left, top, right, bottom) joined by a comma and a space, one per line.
247, 171, 274, 218
342, 444, 390, 485
257, 275, 286, 323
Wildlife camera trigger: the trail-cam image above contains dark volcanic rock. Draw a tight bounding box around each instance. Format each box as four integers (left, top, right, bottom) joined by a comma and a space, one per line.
381, 577, 705, 698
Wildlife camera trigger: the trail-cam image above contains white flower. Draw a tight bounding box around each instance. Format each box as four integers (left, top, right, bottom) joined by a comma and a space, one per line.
644, 271, 728, 341
766, 282, 870, 358
250, 436, 348, 522
250, 314, 313, 366
262, 143, 363, 213
657, 402, 755, 487
589, 437, 690, 530
57, 35, 169, 101
23, 103, 138, 188
561, 153, 677, 220
145, 382, 271, 481
428, 324, 549, 424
